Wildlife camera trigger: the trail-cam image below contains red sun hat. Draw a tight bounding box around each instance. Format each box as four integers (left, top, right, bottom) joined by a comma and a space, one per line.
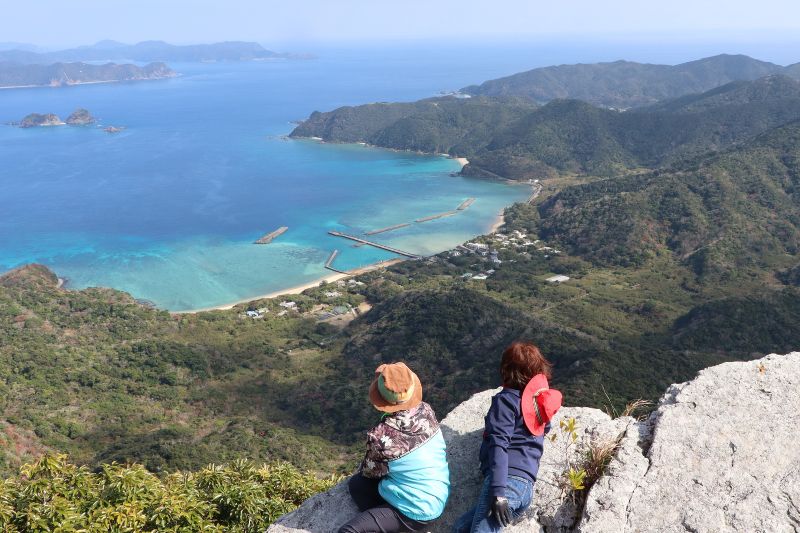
521, 373, 562, 436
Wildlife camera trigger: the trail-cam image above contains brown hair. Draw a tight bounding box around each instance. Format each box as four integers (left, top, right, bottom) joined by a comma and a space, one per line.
500, 342, 552, 390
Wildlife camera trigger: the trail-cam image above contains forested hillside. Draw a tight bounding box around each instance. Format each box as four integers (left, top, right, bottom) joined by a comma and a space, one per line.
292, 75, 800, 179
462, 54, 799, 108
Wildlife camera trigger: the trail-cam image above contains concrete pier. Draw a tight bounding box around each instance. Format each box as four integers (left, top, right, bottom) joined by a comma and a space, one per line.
328, 231, 420, 259
254, 226, 288, 244
324, 249, 348, 273
456, 198, 475, 210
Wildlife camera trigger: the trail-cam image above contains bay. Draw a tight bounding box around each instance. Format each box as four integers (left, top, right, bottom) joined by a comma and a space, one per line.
0, 47, 541, 310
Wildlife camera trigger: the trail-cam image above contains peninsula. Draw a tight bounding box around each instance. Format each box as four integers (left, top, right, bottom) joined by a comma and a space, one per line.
0, 61, 176, 89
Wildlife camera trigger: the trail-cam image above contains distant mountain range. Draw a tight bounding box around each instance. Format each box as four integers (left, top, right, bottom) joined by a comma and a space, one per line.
462, 54, 800, 108
0, 61, 175, 89
0, 42, 41, 52
0, 40, 303, 64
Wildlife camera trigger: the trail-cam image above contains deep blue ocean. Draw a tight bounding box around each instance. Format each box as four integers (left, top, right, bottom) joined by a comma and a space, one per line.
2, 42, 790, 310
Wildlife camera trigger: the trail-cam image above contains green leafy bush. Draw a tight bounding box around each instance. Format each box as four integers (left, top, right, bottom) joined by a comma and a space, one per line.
0, 454, 337, 532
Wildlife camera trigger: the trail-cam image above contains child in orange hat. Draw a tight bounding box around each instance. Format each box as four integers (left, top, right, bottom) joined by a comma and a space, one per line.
454, 342, 562, 533
339, 362, 450, 533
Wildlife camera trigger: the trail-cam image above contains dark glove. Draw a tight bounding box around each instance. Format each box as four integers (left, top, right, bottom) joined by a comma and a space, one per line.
488, 496, 512, 527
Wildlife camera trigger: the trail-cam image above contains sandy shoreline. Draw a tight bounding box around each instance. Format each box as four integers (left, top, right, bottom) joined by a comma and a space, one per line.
175, 258, 404, 314
488, 209, 506, 233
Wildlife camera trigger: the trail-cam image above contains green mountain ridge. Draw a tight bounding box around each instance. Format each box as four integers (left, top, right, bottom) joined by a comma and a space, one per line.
462, 54, 800, 108
292, 74, 800, 179
536, 119, 800, 272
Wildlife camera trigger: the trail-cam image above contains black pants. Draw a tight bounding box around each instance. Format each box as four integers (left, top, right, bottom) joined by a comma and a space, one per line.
338, 474, 432, 533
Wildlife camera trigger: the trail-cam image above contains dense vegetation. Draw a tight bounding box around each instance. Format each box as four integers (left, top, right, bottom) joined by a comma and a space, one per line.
292, 75, 800, 180
537, 120, 800, 273
0, 265, 356, 476
462, 54, 800, 108
0, 454, 336, 531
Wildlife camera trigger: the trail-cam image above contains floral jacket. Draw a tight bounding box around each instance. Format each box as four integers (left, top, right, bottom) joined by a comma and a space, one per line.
359, 401, 441, 478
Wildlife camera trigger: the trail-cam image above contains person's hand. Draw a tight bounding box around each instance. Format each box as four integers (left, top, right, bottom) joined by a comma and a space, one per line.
488, 496, 512, 527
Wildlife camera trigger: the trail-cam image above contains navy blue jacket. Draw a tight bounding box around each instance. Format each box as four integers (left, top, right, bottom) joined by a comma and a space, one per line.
479, 388, 549, 497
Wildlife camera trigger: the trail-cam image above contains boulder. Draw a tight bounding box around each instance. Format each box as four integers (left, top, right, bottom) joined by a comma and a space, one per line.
269, 352, 800, 533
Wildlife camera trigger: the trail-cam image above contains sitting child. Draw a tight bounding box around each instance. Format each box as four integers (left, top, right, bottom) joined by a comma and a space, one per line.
339, 362, 450, 533
454, 342, 562, 533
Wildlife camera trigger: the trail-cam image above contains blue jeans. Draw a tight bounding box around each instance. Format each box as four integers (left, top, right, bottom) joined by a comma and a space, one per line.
453, 475, 533, 533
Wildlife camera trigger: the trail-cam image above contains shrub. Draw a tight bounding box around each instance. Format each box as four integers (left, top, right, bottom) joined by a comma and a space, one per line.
0, 454, 338, 532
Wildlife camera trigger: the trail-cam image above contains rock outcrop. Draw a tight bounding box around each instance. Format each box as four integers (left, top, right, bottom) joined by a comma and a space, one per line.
65, 108, 96, 125
18, 113, 63, 128
269, 352, 800, 533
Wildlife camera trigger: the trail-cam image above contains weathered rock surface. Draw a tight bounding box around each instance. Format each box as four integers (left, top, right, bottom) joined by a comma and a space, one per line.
580, 351, 800, 533
269, 352, 800, 533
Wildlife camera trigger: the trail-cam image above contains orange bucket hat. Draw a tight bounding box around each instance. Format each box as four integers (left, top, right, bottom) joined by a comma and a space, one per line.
369, 362, 423, 413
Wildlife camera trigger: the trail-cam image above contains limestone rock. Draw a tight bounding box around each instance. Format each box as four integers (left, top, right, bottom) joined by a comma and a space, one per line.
580, 351, 800, 533
270, 352, 800, 533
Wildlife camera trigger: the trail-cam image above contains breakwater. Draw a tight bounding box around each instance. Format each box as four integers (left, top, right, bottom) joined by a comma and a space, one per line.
456, 197, 475, 210
363, 198, 476, 235
365, 223, 411, 235
254, 226, 288, 244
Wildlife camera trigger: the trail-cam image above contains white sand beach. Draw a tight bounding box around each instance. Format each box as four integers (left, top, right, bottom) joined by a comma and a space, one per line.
176, 258, 405, 314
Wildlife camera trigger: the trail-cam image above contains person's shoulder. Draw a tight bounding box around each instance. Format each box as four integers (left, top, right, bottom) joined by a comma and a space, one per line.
491, 388, 521, 414
493, 387, 521, 401
417, 401, 441, 424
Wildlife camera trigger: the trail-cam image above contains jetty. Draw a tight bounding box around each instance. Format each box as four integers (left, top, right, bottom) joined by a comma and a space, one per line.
328, 231, 420, 259
254, 226, 288, 244
324, 249, 348, 274
365, 222, 411, 236
415, 211, 456, 223
456, 198, 475, 210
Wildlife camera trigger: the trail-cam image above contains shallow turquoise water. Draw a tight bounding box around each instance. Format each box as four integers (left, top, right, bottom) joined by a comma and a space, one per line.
0, 54, 529, 311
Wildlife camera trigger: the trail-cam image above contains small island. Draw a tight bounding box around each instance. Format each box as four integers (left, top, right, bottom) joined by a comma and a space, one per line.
18, 113, 64, 128
65, 108, 96, 126
14, 108, 111, 130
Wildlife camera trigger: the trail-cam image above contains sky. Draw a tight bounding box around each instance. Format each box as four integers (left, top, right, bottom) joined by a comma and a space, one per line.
3, 0, 800, 53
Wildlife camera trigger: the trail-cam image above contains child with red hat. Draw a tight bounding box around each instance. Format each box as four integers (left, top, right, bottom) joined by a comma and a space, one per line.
454, 342, 562, 533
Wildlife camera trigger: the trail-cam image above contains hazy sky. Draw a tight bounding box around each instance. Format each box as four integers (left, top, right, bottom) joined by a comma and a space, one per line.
4, 0, 800, 49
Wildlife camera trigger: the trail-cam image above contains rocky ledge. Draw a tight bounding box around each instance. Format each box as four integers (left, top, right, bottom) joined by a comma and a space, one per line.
269, 352, 800, 533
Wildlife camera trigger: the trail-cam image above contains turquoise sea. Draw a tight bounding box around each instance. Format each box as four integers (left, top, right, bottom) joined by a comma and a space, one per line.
0, 49, 542, 311
3, 42, 794, 310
